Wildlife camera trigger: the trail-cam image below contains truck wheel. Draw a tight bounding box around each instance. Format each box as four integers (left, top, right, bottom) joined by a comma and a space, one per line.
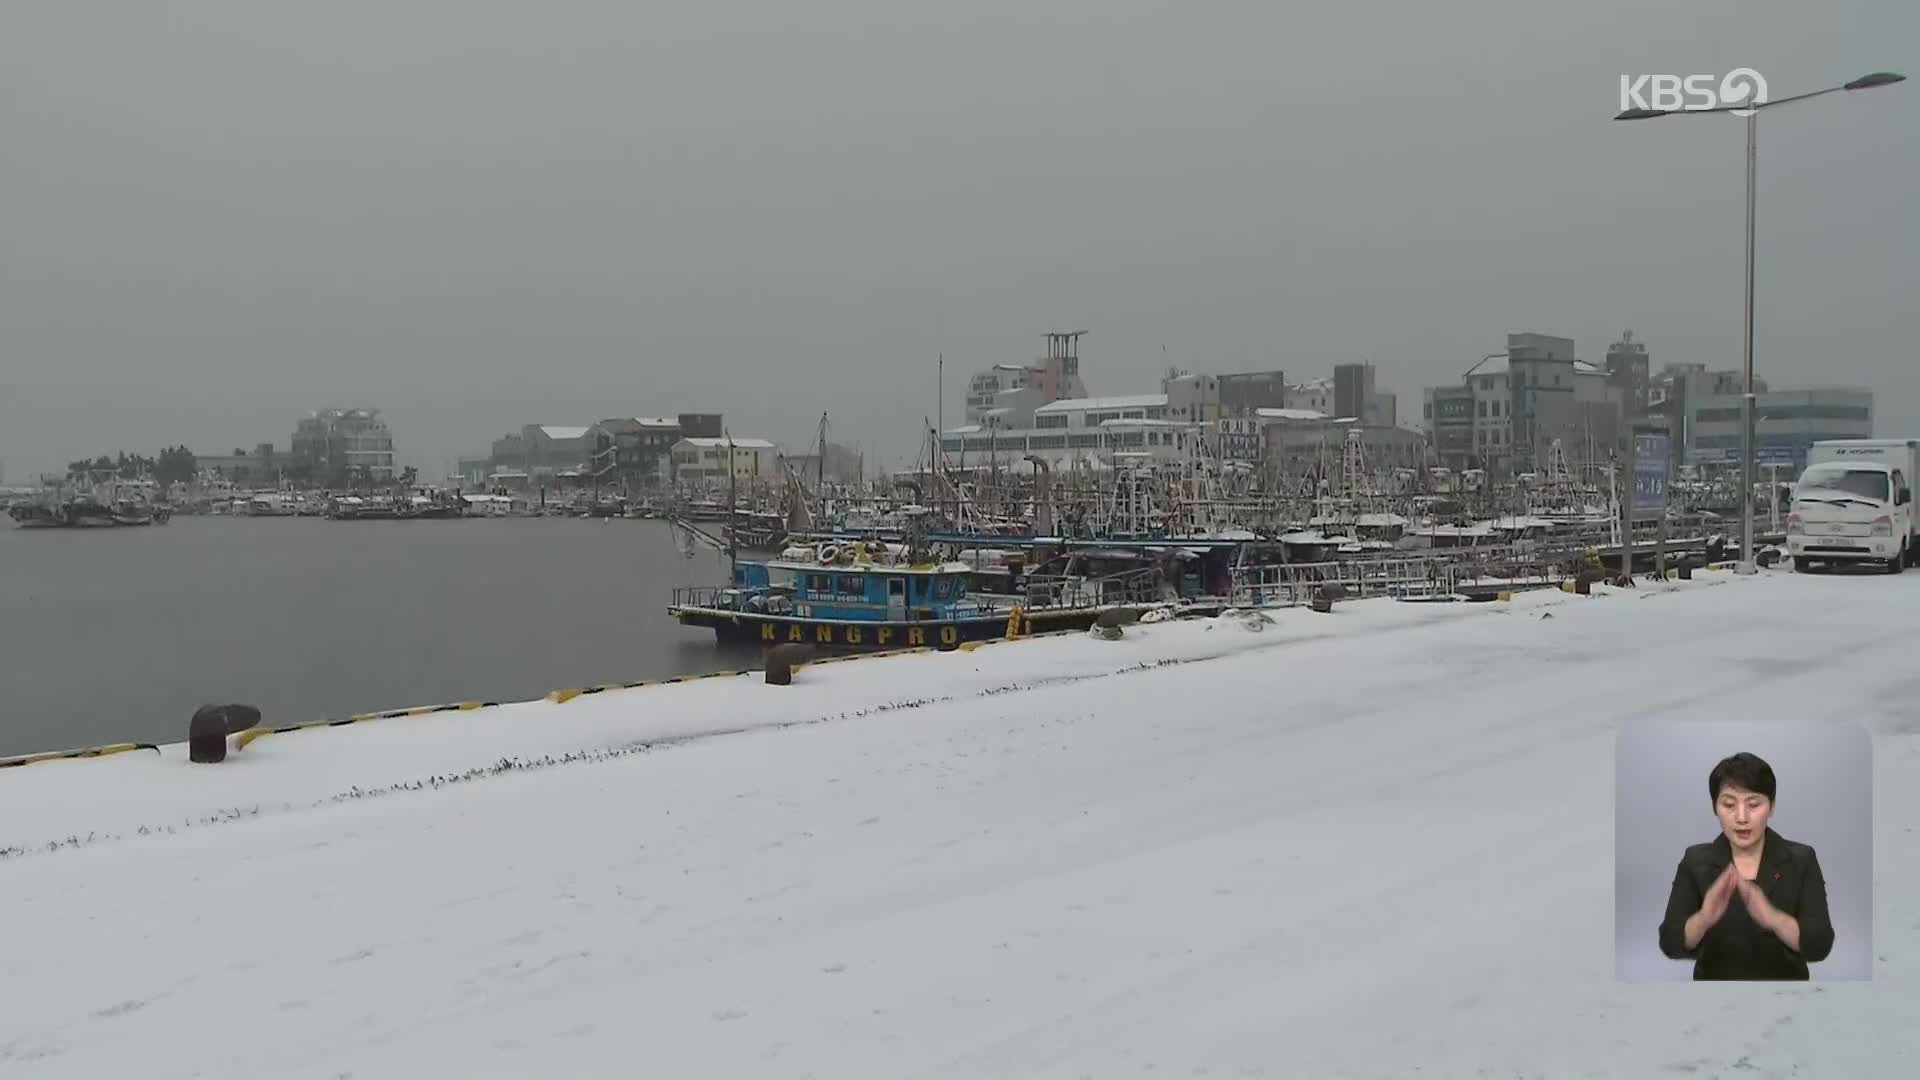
1889, 548, 1906, 575
1793, 556, 1812, 574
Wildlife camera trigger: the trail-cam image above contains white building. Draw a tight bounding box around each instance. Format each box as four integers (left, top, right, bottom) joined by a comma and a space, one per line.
960, 331, 1093, 426
1284, 378, 1335, 415
964, 364, 1033, 423
1030, 394, 1170, 430
670, 437, 780, 483
1687, 387, 1873, 469
1162, 373, 1223, 425
942, 393, 1202, 470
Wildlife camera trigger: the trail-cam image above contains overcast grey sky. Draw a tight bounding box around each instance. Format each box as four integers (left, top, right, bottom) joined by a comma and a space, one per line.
2, 0, 1912, 480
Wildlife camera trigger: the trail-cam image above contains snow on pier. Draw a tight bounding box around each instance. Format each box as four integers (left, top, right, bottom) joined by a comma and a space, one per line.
3, 572, 1916, 1077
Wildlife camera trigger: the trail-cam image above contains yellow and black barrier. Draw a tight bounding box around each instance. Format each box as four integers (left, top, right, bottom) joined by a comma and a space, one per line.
0, 741, 161, 770
543, 626, 1092, 703
547, 667, 762, 704
231, 700, 500, 751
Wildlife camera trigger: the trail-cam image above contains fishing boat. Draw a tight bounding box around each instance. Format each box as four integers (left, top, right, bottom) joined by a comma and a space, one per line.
667, 507, 1157, 650
6, 479, 171, 528
668, 540, 1135, 650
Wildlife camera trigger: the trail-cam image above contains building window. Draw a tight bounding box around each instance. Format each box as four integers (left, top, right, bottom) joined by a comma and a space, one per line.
1478, 401, 1487, 418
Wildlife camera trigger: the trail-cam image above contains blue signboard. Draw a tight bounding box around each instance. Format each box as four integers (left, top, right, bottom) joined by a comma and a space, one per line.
1632, 433, 1669, 514
1755, 445, 1800, 466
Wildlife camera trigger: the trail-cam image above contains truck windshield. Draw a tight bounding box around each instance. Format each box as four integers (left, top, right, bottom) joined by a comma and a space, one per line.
1798, 466, 1889, 503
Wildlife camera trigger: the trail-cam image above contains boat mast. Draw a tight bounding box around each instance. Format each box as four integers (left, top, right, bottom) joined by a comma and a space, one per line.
726, 429, 738, 579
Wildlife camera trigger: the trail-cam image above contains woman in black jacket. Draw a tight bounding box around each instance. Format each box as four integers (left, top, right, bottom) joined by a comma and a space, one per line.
1658, 752, 1836, 979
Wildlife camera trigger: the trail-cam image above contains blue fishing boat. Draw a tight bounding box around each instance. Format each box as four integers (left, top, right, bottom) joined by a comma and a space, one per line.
668, 536, 1136, 649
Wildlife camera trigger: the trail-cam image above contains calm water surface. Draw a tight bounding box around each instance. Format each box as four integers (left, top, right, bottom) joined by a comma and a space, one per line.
0, 516, 757, 756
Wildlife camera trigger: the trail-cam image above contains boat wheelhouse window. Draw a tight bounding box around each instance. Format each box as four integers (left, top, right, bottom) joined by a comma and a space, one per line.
807, 573, 832, 593
836, 574, 867, 597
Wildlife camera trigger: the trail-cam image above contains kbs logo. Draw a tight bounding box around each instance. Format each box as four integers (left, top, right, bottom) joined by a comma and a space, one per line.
1619, 68, 1769, 116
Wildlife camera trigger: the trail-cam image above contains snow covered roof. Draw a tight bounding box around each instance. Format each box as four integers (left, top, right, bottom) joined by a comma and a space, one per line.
538, 425, 592, 440
680, 436, 776, 449
1033, 393, 1168, 414
1573, 360, 1604, 376
1465, 355, 1510, 377
1254, 407, 1330, 421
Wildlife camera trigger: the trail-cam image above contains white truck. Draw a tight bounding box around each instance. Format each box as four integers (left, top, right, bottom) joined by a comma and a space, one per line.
1787, 439, 1920, 573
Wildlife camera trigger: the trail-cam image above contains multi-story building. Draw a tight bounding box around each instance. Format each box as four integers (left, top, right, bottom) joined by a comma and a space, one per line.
1648, 365, 1766, 461
965, 364, 1033, 423
1686, 388, 1873, 469
1605, 331, 1652, 415
596, 415, 719, 487
1284, 378, 1334, 415
292, 408, 396, 488
1030, 394, 1170, 430
1422, 385, 1477, 468
1424, 334, 1623, 474
1286, 366, 1395, 425
1216, 370, 1289, 417
1162, 373, 1222, 425
669, 437, 780, 483
484, 424, 621, 486
962, 331, 1092, 427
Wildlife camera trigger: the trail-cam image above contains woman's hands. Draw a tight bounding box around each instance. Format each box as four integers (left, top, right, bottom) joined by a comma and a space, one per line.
1683, 862, 1741, 950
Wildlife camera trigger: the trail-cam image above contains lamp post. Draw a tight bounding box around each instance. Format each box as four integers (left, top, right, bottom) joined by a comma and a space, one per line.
1615, 71, 1905, 574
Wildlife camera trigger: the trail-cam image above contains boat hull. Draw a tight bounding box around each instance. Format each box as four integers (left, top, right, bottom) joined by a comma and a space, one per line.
668, 604, 1116, 650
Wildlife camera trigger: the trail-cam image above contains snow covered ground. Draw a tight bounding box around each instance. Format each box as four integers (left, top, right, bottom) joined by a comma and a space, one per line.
3, 571, 1918, 1078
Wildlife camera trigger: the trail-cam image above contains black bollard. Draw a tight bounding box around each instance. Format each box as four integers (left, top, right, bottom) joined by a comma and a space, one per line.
220, 703, 262, 734
1310, 583, 1345, 613
765, 643, 815, 686
188, 705, 230, 764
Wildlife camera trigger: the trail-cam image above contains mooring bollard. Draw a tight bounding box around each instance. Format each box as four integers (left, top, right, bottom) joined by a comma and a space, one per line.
189, 703, 263, 763
189, 705, 236, 763
1310, 583, 1346, 613
1756, 548, 1779, 569
765, 643, 814, 685
1090, 608, 1131, 640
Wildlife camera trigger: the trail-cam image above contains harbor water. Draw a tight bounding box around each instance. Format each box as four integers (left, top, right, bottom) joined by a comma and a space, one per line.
0, 516, 758, 758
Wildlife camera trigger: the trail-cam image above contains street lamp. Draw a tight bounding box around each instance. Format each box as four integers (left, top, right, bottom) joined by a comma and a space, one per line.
1615, 70, 1905, 574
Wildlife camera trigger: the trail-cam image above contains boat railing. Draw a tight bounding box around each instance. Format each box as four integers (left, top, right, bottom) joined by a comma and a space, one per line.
1231, 557, 1460, 608
1021, 566, 1162, 610
671, 585, 733, 609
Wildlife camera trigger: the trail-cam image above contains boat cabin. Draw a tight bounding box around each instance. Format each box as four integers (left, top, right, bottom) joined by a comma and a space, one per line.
731, 559, 980, 622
